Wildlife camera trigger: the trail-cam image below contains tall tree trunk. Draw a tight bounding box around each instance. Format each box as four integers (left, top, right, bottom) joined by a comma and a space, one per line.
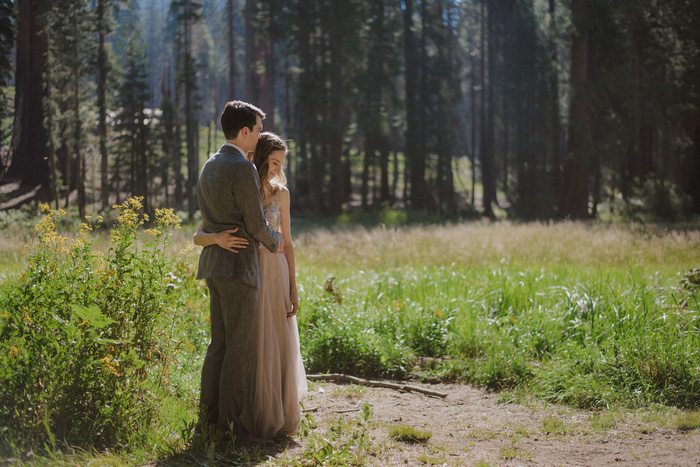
560, 0, 590, 219
184, 0, 198, 221
362, 0, 385, 208
73, 9, 85, 219
160, 65, 172, 206
328, 35, 344, 215
245, 0, 265, 109
548, 0, 562, 211
6, 0, 50, 190
480, 0, 496, 218
97, 0, 109, 210
404, 0, 423, 209
261, 0, 276, 131
470, 59, 477, 208
228, 0, 236, 99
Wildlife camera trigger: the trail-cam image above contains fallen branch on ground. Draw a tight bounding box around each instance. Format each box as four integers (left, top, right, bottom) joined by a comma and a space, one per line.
306, 373, 448, 398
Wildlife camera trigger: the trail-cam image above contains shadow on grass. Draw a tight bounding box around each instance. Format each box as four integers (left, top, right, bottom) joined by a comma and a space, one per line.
155, 430, 298, 466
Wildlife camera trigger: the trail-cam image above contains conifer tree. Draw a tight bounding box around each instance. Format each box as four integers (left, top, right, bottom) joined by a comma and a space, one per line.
44, 0, 94, 217
114, 0, 152, 211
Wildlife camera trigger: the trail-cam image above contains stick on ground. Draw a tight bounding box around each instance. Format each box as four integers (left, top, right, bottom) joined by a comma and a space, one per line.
306, 373, 448, 398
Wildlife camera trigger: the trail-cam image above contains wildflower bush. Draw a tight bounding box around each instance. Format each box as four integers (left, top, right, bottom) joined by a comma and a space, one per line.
0, 198, 186, 453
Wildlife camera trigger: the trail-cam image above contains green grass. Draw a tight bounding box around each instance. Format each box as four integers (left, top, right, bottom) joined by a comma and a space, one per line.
1, 217, 700, 464
498, 444, 533, 460
388, 424, 433, 443
673, 410, 700, 432
277, 221, 700, 408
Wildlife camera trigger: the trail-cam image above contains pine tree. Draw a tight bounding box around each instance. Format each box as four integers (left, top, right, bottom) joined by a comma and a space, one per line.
95, 0, 118, 211
170, 0, 202, 219
44, 0, 95, 217
114, 0, 152, 211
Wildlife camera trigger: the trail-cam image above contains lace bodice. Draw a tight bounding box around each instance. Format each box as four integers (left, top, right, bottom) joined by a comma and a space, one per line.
263, 192, 282, 232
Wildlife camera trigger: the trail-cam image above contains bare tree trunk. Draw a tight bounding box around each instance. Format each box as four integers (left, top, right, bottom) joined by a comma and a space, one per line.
245, 0, 265, 108
480, 0, 496, 218
184, 0, 198, 221
560, 0, 590, 219
548, 0, 562, 210
6, 0, 50, 190
227, 0, 236, 99
97, 0, 109, 210
261, 0, 276, 131
404, 0, 424, 209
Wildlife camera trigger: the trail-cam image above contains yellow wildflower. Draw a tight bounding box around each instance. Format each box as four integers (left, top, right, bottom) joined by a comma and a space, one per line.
155, 208, 182, 229
99, 355, 121, 376
9, 346, 19, 359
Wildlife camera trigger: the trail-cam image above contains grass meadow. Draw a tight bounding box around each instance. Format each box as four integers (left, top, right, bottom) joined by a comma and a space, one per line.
1, 207, 699, 464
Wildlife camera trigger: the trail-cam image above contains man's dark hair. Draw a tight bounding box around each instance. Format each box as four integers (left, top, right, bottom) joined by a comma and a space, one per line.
220, 101, 266, 140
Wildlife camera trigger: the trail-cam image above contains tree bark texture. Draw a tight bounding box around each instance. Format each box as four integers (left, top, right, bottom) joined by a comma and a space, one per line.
6, 0, 50, 189
560, 0, 590, 219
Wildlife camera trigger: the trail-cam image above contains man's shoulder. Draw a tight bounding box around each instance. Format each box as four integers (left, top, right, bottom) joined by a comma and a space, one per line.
204, 148, 252, 171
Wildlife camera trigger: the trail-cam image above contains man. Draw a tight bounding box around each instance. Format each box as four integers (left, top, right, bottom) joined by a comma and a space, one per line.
196, 101, 281, 437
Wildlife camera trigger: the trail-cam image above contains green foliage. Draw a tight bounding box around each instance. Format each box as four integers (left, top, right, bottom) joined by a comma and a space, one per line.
681, 268, 700, 291
0, 198, 185, 454
295, 403, 375, 467
300, 286, 413, 379
618, 177, 692, 222
294, 236, 700, 408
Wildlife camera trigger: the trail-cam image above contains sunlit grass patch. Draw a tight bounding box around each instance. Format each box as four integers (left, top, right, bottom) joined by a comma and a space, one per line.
590, 411, 619, 432
673, 410, 700, 432
498, 444, 533, 460
541, 416, 568, 435
388, 424, 433, 444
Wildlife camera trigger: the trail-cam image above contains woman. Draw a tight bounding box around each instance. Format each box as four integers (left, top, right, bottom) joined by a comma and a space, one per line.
194, 132, 306, 440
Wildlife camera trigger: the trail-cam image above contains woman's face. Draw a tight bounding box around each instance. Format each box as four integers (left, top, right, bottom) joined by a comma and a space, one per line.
267, 149, 286, 181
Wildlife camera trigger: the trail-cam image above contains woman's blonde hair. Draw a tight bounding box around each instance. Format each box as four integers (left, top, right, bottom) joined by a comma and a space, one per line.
251, 132, 288, 198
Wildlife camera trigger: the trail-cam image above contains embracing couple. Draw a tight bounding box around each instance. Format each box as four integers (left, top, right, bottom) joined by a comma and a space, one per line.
194, 101, 306, 442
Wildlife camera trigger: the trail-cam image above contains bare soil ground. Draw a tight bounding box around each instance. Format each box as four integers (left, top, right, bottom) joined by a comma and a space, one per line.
274, 380, 700, 467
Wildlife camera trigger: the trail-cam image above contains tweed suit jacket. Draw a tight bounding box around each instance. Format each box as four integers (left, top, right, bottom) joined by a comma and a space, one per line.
196, 144, 280, 287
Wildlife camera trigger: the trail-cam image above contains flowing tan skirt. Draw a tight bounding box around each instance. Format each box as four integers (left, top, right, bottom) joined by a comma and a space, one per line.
240, 248, 306, 439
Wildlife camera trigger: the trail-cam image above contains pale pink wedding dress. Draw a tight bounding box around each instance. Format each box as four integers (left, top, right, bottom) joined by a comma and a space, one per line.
240, 191, 307, 439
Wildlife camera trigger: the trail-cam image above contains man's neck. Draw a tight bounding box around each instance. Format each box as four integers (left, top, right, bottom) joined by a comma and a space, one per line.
224, 140, 246, 155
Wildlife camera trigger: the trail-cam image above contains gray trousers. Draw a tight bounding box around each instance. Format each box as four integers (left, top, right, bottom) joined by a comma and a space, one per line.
200, 276, 258, 430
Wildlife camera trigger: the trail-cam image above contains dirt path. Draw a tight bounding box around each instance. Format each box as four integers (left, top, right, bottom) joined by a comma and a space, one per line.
276, 380, 700, 466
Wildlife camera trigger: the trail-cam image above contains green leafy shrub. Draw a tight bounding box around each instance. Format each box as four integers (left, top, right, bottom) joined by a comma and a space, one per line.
0, 198, 185, 453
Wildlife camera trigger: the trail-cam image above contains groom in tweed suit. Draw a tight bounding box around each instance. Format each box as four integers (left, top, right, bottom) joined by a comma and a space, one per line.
196, 101, 281, 434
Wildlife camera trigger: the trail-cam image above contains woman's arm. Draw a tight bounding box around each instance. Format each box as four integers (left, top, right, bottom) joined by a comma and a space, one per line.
194, 221, 249, 253
278, 187, 299, 317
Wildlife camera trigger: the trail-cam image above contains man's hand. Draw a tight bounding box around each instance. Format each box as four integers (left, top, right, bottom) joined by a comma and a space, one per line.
212, 228, 249, 253
288, 289, 299, 318
278, 233, 285, 254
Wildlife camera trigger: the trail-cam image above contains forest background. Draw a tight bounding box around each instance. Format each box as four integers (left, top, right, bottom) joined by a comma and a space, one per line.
1, 0, 699, 222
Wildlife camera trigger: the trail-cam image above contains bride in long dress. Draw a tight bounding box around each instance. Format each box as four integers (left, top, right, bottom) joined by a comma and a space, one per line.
195, 132, 306, 440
